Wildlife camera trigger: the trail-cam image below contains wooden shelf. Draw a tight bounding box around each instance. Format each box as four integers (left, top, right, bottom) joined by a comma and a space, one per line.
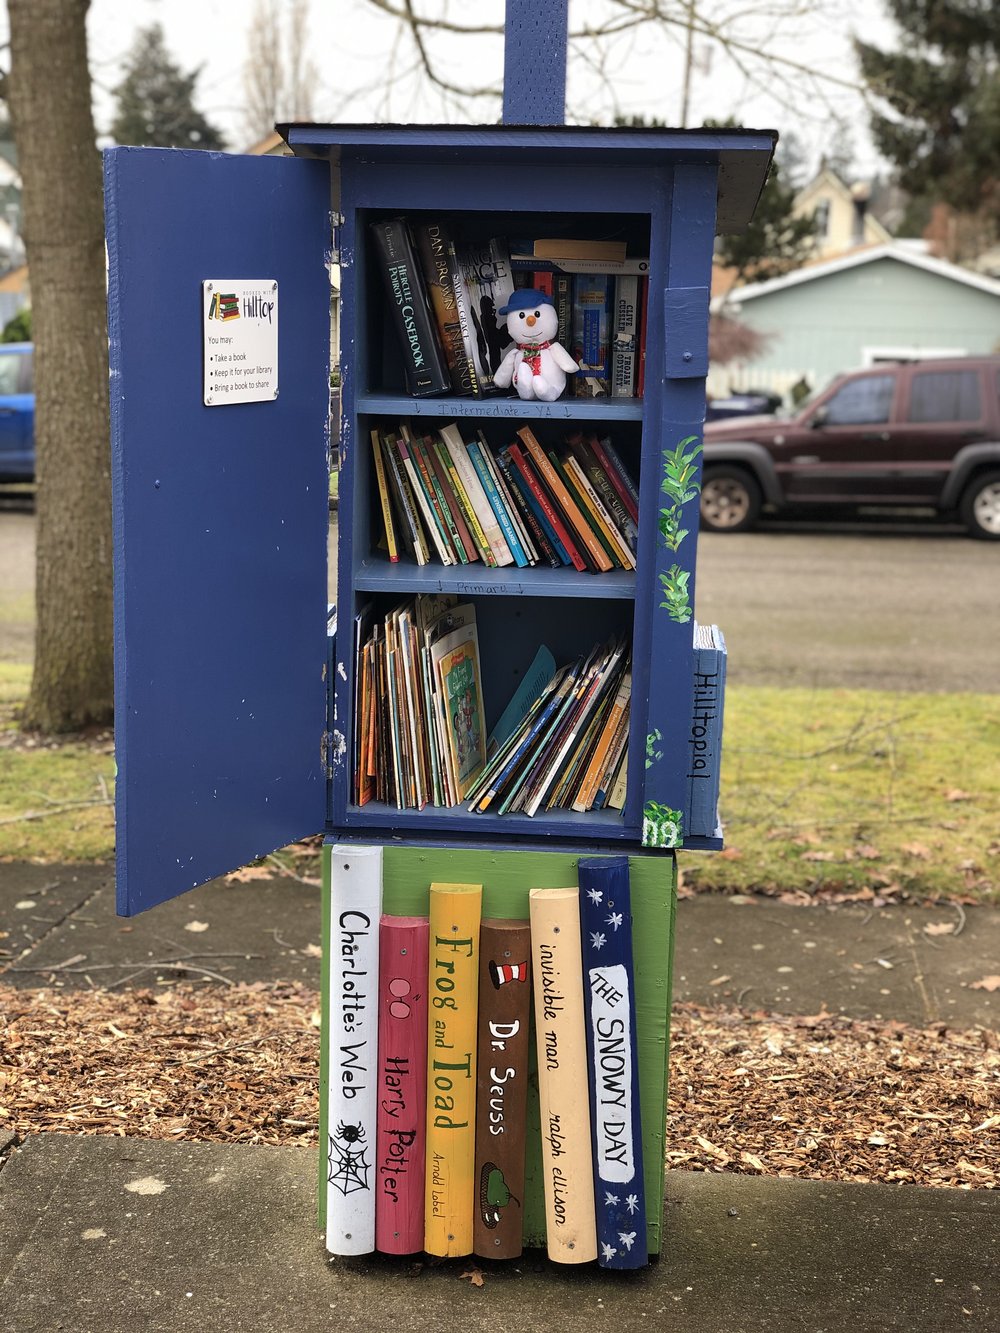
356, 392, 645, 422
354, 554, 636, 598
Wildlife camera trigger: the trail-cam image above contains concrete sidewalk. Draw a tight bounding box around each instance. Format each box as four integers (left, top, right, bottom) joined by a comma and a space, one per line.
2, 863, 997, 1027
1, 1134, 996, 1333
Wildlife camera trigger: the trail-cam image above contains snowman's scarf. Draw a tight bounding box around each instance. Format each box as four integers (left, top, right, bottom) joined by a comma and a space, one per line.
516, 340, 551, 375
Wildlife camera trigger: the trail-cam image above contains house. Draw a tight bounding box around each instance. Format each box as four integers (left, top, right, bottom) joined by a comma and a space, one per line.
793, 166, 892, 260
710, 244, 1000, 401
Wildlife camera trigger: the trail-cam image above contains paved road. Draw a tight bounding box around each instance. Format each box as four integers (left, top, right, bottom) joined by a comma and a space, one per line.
2, 507, 998, 691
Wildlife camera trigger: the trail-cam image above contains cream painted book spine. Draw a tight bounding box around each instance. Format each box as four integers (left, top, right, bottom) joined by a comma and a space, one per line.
528, 887, 598, 1263
325, 845, 383, 1255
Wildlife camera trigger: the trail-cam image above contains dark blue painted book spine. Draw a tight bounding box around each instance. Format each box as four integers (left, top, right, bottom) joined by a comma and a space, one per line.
577, 856, 647, 1268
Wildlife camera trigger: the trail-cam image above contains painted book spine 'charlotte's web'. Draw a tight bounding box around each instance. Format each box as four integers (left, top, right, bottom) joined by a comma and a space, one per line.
424, 883, 482, 1257
578, 857, 648, 1269
326, 846, 383, 1256
375, 915, 429, 1254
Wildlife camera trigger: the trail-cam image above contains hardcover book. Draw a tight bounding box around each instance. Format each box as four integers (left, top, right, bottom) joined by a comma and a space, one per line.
571, 274, 612, 398
414, 221, 480, 396
528, 887, 598, 1263
376, 915, 429, 1254
325, 846, 383, 1256
425, 883, 483, 1257
456, 239, 516, 394
474, 919, 532, 1259
369, 217, 450, 397
611, 275, 640, 398
578, 857, 647, 1268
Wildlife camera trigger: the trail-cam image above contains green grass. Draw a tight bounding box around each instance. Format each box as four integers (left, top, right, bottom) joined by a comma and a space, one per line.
683, 686, 1000, 904
1, 669, 997, 902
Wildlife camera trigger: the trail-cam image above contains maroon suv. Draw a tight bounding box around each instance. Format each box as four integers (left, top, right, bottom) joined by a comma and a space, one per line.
701, 357, 1000, 538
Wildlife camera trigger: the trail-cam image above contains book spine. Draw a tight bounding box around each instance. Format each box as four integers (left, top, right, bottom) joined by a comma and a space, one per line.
593, 695, 631, 809
571, 274, 612, 398
411, 430, 466, 564
467, 440, 529, 568
529, 888, 598, 1263
561, 453, 634, 570
325, 846, 383, 1256
554, 272, 572, 348
382, 432, 430, 565
425, 436, 478, 563
432, 436, 496, 567
376, 915, 429, 1254
439, 423, 514, 567
519, 426, 611, 572
555, 451, 621, 569
398, 428, 454, 565
573, 433, 639, 553
473, 920, 532, 1259
611, 275, 639, 398
414, 222, 479, 396
577, 858, 647, 1268
590, 435, 640, 526
369, 218, 451, 397
637, 278, 648, 398
505, 441, 585, 571
496, 449, 561, 567
606, 750, 628, 810
573, 669, 631, 813
457, 241, 515, 394
477, 432, 538, 562
511, 256, 652, 276
447, 241, 483, 398
370, 429, 399, 562
425, 883, 482, 1257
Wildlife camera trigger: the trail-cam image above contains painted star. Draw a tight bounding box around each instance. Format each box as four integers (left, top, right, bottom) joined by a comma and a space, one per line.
618, 1231, 636, 1252
600, 1242, 618, 1262
590, 931, 606, 950
625, 1193, 639, 1215
604, 1191, 619, 1207
606, 910, 623, 930
586, 888, 603, 905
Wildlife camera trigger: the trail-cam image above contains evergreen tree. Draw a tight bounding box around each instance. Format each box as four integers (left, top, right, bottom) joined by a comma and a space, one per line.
111, 24, 226, 150
856, 1, 999, 214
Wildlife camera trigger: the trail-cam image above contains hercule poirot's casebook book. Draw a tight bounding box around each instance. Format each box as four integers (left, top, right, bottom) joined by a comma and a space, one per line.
578, 857, 647, 1268
474, 919, 532, 1259
370, 217, 451, 397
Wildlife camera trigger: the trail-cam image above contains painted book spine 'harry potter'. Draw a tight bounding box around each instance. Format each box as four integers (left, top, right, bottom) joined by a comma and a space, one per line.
474, 920, 532, 1259
528, 888, 598, 1263
375, 915, 429, 1254
326, 846, 383, 1256
369, 217, 451, 397
424, 883, 482, 1257
577, 857, 647, 1268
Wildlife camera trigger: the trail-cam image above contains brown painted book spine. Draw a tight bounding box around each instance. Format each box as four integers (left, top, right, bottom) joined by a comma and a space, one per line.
473, 920, 532, 1259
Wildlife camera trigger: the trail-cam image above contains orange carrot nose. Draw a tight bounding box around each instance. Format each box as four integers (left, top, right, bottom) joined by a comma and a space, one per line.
526, 314, 537, 327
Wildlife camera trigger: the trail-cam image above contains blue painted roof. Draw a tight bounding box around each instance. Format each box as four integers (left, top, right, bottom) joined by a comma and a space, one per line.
279, 122, 776, 233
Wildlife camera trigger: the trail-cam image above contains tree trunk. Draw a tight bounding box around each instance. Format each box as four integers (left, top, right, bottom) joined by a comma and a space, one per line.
7, 0, 114, 733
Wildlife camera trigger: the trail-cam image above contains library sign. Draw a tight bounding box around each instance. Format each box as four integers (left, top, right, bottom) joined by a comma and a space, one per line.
202, 279, 278, 406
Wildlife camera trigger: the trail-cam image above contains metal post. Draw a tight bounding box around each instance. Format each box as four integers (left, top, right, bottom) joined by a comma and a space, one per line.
502, 0, 569, 126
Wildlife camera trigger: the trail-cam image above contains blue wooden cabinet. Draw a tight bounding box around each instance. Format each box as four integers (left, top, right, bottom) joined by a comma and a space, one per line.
105, 124, 774, 916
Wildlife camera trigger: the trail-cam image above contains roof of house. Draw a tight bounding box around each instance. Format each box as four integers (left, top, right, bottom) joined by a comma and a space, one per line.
724, 243, 1000, 306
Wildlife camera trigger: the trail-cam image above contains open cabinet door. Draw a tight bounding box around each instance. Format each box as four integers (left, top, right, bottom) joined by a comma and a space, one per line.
105, 147, 331, 915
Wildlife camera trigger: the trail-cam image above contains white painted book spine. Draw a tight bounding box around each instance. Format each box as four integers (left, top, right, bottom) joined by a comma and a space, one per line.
325, 844, 383, 1255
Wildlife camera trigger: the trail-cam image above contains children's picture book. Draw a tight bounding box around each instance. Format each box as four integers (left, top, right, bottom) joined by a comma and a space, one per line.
430, 614, 487, 802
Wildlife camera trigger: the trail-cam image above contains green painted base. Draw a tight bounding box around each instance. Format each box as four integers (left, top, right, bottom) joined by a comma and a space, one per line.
319, 842, 677, 1256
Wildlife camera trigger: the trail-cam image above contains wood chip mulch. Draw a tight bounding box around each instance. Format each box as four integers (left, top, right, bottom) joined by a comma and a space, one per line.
0, 984, 996, 1189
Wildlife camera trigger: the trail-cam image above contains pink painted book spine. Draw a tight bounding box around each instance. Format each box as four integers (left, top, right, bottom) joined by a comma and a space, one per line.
375, 915, 429, 1254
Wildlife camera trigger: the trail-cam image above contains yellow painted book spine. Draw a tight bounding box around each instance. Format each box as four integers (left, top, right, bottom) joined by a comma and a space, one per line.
424, 882, 482, 1256
529, 887, 598, 1263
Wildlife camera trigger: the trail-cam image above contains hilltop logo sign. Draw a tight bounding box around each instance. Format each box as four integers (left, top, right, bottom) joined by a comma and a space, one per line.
202, 278, 278, 406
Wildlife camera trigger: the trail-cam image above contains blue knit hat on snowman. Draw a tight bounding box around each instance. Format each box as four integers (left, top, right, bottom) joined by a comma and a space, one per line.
498, 288, 555, 316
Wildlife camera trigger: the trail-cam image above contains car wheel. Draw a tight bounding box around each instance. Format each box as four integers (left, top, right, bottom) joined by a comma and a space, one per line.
700, 467, 761, 533
960, 470, 1000, 540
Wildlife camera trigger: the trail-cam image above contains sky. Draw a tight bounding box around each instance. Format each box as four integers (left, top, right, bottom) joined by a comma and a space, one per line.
76, 0, 898, 178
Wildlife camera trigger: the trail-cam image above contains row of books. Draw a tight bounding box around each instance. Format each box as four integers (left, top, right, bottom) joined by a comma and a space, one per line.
351, 593, 632, 817
371, 420, 640, 574
370, 218, 649, 399
325, 853, 647, 1267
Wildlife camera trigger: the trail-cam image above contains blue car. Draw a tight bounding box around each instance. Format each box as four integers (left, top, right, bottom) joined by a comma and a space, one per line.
0, 342, 34, 481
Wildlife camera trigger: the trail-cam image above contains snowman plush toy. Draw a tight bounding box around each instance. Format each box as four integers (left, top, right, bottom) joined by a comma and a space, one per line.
493, 289, 579, 401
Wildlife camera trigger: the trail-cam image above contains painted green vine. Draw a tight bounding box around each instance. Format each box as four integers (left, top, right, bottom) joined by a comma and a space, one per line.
645, 728, 663, 769
659, 564, 692, 624
657, 434, 702, 622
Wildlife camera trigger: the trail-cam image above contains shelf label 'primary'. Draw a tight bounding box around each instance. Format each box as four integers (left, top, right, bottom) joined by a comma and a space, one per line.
202, 279, 278, 406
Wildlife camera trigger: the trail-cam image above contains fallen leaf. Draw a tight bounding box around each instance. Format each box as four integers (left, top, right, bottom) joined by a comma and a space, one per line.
902, 842, 931, 860
225, 865, 274, 883
971, 1116, 1000, 1133
184, 921, 210, 934
718, 847, 742, 861
740, 1151, 766, 1171
460, 1268, 485, 1288
969, 976, 1000, 992
876, 958, 894, 970
855, 845, 882, 860
801, 850, 836, 862
301, 943, 322, 958
944, 789, 972, 802
924, 922, 955, 937
709, 975, 732, 986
